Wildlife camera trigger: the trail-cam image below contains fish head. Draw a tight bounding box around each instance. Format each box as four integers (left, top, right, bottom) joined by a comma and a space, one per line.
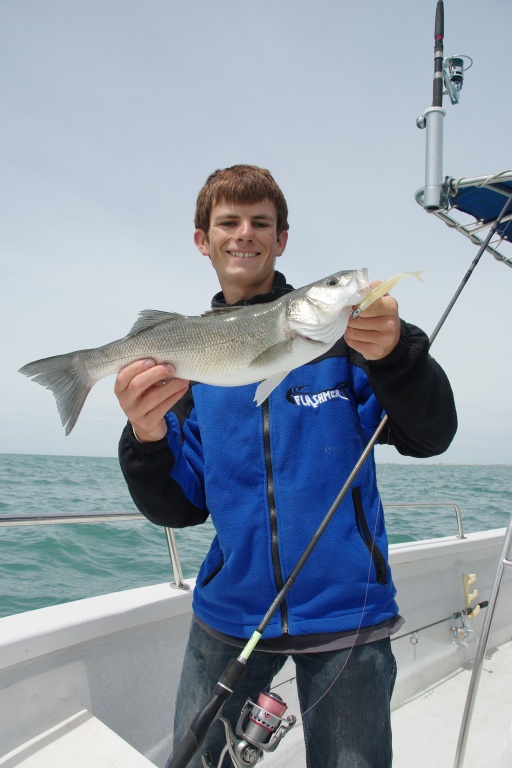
286, 269, 369, 344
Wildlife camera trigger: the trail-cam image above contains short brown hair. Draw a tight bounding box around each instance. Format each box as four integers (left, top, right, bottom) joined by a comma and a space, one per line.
195, 165, 289, 236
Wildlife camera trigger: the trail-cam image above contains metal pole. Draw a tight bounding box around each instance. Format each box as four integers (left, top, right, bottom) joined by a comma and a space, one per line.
165, 527, 190, 590
453, 512, 512, 767
423, 0, 446, 210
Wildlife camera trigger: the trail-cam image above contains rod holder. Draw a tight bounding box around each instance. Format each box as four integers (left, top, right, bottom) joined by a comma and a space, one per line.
423, 106, 446, 210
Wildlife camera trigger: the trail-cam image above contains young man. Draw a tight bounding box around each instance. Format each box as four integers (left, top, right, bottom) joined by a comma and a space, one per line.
115, 165, 457, 768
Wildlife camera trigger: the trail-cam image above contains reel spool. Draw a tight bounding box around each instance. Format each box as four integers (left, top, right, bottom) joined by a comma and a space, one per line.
202, 691, 296, 768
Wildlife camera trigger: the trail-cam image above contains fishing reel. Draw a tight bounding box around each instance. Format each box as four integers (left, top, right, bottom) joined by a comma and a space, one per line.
202, 691, 296, 768
442, 55, 473, 105
416, 54, 473, 128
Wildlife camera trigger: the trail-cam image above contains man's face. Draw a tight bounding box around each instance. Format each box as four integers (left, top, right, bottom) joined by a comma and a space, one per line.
194, 199, 288, 304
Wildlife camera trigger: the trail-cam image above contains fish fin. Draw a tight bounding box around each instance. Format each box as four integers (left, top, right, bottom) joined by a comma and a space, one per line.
288, 311, 349, 344
201, 306, 245, 317
254, 372, 290, 406
19, 352, 93, 435
127, 310, 185, 336
249, 340, 293, 368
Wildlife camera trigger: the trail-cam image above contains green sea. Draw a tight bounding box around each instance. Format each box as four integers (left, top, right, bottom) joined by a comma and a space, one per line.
1, 453, 511, 619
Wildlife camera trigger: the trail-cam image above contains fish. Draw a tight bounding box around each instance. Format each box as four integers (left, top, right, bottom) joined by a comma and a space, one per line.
19, 268, 420, 435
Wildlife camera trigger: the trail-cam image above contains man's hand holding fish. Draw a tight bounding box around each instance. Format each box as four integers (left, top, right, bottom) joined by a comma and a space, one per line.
345, 282, 402, 361
114, 360, 189, 444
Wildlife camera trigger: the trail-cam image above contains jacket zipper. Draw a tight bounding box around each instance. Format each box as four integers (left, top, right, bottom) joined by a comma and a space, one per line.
262, 399, 289, 632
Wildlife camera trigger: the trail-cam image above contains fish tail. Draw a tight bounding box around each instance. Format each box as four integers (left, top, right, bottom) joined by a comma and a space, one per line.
19, 351, 94, 435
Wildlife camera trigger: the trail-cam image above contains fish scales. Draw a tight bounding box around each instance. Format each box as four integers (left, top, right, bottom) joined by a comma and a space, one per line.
86, 300, 290, 386
17, 269, 421, 434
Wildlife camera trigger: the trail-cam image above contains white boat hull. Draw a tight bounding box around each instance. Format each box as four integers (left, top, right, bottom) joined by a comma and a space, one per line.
1, 529, 511, 767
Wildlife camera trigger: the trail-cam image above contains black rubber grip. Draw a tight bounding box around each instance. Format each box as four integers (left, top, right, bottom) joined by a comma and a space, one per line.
166, 658, 247, 768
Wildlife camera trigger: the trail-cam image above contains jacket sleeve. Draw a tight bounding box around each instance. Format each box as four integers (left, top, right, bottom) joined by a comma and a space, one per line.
118, 388, 209, 528
357, 321, 457, 458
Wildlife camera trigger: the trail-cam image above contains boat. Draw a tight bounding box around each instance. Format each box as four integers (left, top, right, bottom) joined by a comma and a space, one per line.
2, 2, 512, 766
1, 508, 511, 768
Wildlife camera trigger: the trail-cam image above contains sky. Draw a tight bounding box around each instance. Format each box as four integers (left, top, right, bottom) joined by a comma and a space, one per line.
1, 0, 512, 464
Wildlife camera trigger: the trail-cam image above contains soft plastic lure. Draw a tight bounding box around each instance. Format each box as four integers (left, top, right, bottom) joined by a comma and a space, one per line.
351, 270, 425, 318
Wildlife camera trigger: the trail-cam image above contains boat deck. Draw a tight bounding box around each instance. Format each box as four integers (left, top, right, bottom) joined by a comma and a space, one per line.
0, 710, 155, 768
392, 640, 512, 768
266, 640, 512, 768
2, 642, 511, 768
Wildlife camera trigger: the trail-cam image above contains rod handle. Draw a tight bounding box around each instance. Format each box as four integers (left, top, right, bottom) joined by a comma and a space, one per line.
166, 657, 247, 768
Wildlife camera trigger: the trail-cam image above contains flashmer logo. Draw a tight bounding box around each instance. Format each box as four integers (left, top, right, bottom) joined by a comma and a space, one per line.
286, 382, 350, 408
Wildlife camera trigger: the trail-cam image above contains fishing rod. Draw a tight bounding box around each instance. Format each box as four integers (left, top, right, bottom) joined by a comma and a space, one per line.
416, 0, 472, 211
421, 0, 446, 210
167, 188, 512, 768
167, 4, 512, 766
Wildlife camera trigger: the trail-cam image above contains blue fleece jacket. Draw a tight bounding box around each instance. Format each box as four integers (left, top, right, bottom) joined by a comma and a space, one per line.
119, 272, 457, 639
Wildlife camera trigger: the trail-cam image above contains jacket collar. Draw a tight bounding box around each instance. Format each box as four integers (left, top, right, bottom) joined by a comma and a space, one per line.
211, 271, 294, 309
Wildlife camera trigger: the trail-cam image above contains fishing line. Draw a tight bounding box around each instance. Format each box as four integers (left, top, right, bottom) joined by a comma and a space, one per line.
270, 451, 393, 717
299, 526, 376, 718
283, 195, 512, 718
300, 190, 512, 710
299, 447, 397, 718
168, 193, 512, 768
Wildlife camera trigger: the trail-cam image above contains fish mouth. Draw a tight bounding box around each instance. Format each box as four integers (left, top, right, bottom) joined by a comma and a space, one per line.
228, 250, 260, 259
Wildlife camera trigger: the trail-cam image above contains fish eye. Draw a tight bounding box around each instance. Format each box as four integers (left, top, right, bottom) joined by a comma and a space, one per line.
326, 277, 339, 286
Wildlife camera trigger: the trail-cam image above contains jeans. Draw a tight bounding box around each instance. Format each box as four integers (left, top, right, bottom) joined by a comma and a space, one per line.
169, 621, 397, 768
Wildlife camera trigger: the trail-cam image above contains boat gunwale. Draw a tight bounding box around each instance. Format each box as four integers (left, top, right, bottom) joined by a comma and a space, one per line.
0, 527, 507, 673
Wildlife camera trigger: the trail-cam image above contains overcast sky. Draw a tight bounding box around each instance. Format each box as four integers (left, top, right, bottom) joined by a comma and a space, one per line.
2, 0, 511, 464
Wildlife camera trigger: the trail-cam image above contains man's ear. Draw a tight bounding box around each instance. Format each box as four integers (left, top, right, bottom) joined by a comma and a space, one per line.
194, 229, 210, 256
276, 229, 288, 257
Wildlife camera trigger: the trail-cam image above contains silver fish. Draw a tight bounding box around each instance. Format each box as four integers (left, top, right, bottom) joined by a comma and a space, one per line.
19, 269, 370, 435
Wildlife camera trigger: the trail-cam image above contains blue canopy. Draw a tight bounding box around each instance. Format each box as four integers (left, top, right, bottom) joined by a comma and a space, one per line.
415, 171, 512, 267
450, 179, 512, 241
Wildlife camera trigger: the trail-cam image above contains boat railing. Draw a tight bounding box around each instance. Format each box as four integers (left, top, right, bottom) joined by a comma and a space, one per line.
0, 512, 189, 591
382, 502, 465, 539
0, 502, 464, 592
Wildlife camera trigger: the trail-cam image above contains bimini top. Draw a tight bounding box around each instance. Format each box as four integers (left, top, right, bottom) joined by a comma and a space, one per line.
416, 170, 512, 268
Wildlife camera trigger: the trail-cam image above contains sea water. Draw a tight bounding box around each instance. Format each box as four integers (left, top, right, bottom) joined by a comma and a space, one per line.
0, 453, 511, 618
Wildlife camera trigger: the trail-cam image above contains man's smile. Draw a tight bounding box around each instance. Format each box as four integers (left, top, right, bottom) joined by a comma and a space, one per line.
228, 250, 260, 259
194, 199, 288, 303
